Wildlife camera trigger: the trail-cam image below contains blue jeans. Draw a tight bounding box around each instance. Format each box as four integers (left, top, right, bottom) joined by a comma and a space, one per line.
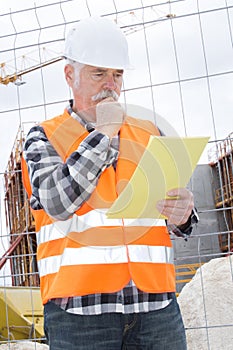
44, 297, 187, 350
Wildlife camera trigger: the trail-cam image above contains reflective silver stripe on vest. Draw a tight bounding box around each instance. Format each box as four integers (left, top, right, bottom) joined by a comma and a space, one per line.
38, 245, 173, 277
37, 209, 166, 245
128, 245, 174, 264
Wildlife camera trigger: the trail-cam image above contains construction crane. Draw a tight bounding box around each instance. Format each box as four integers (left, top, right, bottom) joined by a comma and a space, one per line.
0, 10, 176, 86
0, 56, 63, 86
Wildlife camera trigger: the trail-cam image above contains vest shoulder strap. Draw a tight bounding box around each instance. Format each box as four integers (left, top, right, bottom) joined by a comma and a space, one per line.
41, 110, 88, 160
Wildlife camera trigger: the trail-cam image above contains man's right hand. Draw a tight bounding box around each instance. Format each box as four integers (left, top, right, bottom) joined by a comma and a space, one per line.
95, 97, 125, 138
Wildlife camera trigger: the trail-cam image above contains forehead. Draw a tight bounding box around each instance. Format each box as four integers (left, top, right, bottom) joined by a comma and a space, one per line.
82, 65, 124, 73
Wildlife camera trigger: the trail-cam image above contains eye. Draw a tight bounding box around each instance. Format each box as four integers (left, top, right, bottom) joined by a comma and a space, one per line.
91, 73, 104, 81
114, 72, 123, 79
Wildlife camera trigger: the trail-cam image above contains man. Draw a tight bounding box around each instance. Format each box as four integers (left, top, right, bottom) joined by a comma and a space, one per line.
22, 17, 198, 350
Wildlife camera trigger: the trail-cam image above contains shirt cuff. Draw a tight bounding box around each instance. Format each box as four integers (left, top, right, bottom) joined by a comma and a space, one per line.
167, 208, 199, 239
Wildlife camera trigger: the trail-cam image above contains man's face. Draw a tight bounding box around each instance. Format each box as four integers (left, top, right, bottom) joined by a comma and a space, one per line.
71, 64, 123, 117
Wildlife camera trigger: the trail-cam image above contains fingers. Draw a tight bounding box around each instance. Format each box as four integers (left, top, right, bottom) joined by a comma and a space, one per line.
96, 99, 125, 138
156, 188, 194, 226
96, 99, 124, 124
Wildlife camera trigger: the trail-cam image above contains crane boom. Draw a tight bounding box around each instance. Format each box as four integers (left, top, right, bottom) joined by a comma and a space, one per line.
0, 56, 63, 85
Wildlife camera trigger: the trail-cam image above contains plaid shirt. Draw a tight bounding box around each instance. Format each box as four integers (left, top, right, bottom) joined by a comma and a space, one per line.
24, 102, 194, 315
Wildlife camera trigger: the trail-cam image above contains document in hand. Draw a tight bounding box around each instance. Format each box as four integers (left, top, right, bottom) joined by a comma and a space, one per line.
107, 136, 209, 219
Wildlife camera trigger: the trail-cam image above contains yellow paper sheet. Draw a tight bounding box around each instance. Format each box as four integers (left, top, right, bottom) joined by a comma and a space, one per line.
107, 136, 209, 219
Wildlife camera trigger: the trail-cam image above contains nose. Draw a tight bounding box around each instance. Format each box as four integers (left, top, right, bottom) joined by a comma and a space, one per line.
103, 74, 117, 90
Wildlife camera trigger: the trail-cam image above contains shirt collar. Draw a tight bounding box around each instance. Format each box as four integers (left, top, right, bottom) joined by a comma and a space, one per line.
66, 100, 119, 152
67, 99, 96, 131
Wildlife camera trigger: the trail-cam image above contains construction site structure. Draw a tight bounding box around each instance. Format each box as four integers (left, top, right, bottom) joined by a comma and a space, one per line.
2, 127, 39, 287
0, 286, 44, 342
208, 132, 233, 252
0, 127, 45, 342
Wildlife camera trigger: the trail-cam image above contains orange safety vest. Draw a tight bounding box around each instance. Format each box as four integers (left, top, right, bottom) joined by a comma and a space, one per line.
22, 109, 176, 304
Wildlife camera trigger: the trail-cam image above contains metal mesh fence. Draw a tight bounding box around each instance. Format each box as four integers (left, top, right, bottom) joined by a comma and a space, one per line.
0, 0, 232, 349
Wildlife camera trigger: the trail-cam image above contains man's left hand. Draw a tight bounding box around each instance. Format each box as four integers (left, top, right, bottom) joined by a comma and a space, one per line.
156, 188, 194, 226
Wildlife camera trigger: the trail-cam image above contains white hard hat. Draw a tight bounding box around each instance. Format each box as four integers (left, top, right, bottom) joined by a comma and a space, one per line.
64, 17, 132, 70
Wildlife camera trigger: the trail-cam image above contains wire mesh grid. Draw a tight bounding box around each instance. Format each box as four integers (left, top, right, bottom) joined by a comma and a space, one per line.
0, 0, 232, 349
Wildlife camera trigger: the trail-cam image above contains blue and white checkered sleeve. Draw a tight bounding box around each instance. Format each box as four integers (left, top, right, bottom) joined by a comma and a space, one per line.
24, 125, 119, 220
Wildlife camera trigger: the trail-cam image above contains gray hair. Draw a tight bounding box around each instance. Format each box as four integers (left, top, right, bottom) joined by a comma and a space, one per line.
65, 59, 85, 88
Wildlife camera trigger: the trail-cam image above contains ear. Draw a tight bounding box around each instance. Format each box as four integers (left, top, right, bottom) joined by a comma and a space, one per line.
64, 64, 74, 87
